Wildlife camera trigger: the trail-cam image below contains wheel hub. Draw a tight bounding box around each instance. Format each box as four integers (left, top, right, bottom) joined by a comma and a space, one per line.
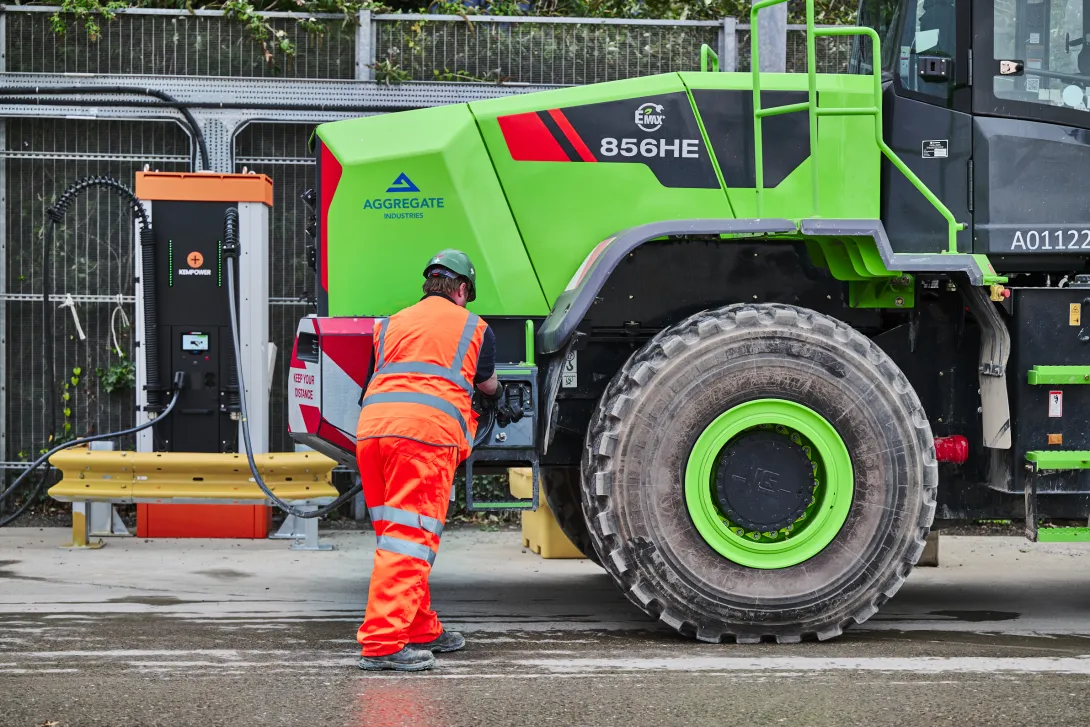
684, 399, 853, 569
714, 430, 815, 533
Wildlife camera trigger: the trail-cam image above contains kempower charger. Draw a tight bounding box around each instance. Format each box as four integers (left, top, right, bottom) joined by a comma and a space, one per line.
133, 172, 273, 454
133, 172, 276, 536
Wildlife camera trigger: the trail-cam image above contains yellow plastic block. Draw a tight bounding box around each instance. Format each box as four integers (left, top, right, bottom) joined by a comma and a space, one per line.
509, 468, 586, 559
49, 449, 338, 504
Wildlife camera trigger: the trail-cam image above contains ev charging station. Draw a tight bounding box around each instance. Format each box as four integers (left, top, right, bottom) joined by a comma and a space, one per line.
38, 170, 339, 549
132, 172, 276, 536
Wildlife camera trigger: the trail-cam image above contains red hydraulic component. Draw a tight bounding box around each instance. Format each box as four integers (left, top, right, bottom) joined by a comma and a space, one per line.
934, 435, 969, 464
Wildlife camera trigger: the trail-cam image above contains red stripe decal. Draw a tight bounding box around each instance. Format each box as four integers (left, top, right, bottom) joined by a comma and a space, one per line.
319, 144, 343, 293
497, 112, 570, 162
548, 109, 597, 162
322, 334, 373, 388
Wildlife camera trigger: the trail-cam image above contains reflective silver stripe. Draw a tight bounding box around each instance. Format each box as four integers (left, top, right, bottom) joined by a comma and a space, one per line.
376, 534, 437, 565
373, 362, 472, 393
373, 313, 479, 389
374, 318, 389, 369
370, 505, 444, 537
360, 391, 470, 441
450, 313, 480, 377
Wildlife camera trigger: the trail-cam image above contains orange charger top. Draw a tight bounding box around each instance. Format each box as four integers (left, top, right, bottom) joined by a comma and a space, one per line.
135, 171, 273, 207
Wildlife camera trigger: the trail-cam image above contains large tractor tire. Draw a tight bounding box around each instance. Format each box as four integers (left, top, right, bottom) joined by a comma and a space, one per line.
581, 303, 936, 643
542, 467, 601, 565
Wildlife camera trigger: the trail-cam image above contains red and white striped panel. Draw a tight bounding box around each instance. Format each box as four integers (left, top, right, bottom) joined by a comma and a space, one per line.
288, 316, 376, 463
288, 316, 320, 436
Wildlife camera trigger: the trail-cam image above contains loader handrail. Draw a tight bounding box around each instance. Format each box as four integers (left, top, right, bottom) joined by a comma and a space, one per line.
700, 44, 720, 73
749, 0, 965, 253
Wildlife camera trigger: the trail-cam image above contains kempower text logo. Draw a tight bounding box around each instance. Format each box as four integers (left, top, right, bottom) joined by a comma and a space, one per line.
178, 249, 211, 277
634, 102, 665, 132
364, 173, 445, 221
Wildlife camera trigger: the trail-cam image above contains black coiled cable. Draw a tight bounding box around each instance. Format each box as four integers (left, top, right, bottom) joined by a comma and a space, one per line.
222, 208, 361, 519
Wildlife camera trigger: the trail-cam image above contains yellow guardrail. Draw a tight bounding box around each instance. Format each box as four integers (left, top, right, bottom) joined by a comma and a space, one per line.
49, 449, 338, 504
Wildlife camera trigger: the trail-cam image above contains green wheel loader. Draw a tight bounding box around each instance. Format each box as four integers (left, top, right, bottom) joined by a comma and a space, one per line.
289, 0, 1090, 642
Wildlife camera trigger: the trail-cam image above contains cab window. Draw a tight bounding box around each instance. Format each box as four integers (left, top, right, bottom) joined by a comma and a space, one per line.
993, 0, 1090, 114
853, 0, 958, 104
851, 0, 905, 75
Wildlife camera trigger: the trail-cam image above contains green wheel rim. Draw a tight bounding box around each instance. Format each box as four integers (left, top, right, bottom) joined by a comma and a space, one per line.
684, 399, 853, 569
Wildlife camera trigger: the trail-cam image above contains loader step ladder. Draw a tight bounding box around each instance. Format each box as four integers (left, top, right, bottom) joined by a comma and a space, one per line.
1024, 451, 1090, 542
748, 0, 965, 252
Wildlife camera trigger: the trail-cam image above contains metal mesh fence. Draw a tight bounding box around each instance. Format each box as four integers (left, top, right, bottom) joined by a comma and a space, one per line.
2, 118, 190, 470
3, 8, 860, 82
735, 27, 854, 73
5, 10, 357, 79
372, 17, 721, 84
234, 122, 319, 453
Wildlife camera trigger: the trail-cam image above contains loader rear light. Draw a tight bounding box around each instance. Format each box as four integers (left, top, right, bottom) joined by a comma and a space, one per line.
934, 435, 969, 464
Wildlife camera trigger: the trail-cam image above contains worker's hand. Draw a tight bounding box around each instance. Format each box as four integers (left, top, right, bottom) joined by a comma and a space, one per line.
482, 383, 505, 410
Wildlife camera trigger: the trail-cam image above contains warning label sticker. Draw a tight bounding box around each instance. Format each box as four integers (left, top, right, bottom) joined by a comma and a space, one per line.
561, 350, 578, 389
1049, 391, 1063, 418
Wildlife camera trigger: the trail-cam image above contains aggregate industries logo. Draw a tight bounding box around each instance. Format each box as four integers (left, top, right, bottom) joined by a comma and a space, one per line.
363, 173, 445, 220
634, 102, 665, 132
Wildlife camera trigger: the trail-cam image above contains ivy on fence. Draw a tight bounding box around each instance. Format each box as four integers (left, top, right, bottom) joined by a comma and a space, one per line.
26, 0, 859, 68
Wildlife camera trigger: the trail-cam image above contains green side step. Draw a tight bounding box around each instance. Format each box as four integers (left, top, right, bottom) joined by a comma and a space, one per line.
1037, 527, 1090, 543
1026, 451, 1090, 470
1027, 366, 1090, 385
1024, 452, 1090, 543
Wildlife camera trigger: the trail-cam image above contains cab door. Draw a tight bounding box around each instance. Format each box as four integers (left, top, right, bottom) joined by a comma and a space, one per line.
855, 0, 973, 254
972, 0, 1090, 262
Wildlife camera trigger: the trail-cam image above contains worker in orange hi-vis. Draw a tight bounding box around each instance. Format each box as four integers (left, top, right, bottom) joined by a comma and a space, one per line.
355, 249, 501, 672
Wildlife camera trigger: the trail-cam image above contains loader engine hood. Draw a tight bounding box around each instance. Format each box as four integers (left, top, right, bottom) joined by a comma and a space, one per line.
313, 104, 547, 319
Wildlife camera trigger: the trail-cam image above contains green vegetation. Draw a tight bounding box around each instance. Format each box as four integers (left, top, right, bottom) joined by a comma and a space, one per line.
27, 0, 857, 65
96, 357, 136, 394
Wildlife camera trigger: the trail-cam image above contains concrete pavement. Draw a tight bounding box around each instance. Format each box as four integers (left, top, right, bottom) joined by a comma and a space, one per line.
2, 528, 1090, 726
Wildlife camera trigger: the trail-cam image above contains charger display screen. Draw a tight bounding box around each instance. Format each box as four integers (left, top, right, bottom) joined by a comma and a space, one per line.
182, 333, 209, 353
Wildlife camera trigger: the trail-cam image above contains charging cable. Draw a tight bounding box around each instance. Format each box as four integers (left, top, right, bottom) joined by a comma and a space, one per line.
0, 372, 186, 528
222, 208, 361, 519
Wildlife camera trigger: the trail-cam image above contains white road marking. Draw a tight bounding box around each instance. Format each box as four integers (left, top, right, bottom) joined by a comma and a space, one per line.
515, 656, 1090, 674
7, 650, 1090, 679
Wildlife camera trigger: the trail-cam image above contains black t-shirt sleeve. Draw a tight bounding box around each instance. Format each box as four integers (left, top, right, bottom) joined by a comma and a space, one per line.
474, 325, 496, 384
357, 341, 376, 407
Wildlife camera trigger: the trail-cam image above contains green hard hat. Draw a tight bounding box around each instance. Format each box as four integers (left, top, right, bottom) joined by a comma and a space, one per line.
424, 249, 477, 301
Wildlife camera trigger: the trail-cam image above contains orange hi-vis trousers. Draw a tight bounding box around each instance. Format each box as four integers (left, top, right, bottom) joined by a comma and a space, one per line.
356, 435, 460, 657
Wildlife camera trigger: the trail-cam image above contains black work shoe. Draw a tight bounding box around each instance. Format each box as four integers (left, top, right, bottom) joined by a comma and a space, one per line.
358, 646, 436, 672
411, 630, 466, 653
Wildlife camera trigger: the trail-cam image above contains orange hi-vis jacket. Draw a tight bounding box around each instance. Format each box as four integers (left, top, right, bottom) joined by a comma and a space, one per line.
356, 295, 489, 461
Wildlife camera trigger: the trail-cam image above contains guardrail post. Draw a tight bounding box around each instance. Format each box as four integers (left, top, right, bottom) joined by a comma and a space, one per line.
719, 17, 737, 72
357, 9, 374, 81
755, 1, 786, 72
